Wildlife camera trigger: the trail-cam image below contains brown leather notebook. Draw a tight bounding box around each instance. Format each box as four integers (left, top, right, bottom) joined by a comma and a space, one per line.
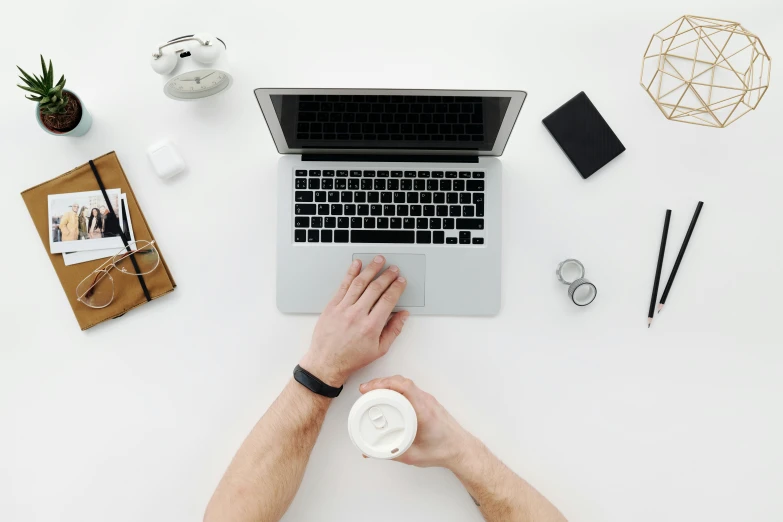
21, 151, 176, 330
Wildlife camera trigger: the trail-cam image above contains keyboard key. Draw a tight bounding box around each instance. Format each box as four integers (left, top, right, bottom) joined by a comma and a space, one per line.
348, 179, 360, 190
418, 171, 430, 178
459, 171, 471, 178
453, 180, 465, 191
335, 230, 349, 242
325, 217, 336, 228
338, 217, 349, 228
322, 179, 333, 190
444, 218, 455, 229
309, 179, 320, 190
388, 179, 399, 191
403, 218, 415, 229
427, 180, 438, 191
430, 218, 443, 229
474, 194, 484, 217
393, 192, 405, 203
375, 179, 386, 190
391, 171, 403, 178
337, 170, 349, 177
377, 170, 389, 177
381, 192, 392, 203
423, 205, 435, 216
390, 217, 402, 229
404, 171, 417, 178
463, 206, 475, 217
377, 217, 389, 228
445, 171, 458, 178
414, 180, 426, 191
321, 230, 333, 242
417, 231, 432, 244
331, 204, 342, 215
311, 216, 323, 227
295, 216, 309, 228
416, 218, 428, 229
447, 193, 458, 204
295, 170, 307, 176
383, 204, 396, 216
368, 192, 380, 203
314, 191, 326, 202
344, 204, 356, 215
436, 205, 448, 217
459, 231, 470, 244
296, 178, 307, 189
351, 217, 363, 228
309, 170, 321, 176
473, 237, 484, 244
295, 229, 306, 242
456, 218, 484, 230
328, 191, 340, 202
350, 170, 362, 177
473, 171, 484, 178
446, 237, 458, 244
341, 191, 353, 203
407, 192, 419, 204
318, 204, 329, 215
364, 217, 376, 228
449, 205, 461, 217
410, 205, 422, 216
335, 179, 347, 190
401, 180, 413, 191
361, 179, 373, 190
467, 180, 485, 191
370, 204, 382, 216
295, 191, 313, 202
434, 192, 445, 204
358, 205, 370, 216
433, 231, 445, 243
439, 180, 452, 191
396, 205, 408, 216
354, 192, 366, 203
363, 170, 376, 177
296, 204, 316, 215
308, 229, 319, 242
458, 193, 469, 204
351, 230, 415, 243
432, 171, 444, 178
420, 193, 432, 204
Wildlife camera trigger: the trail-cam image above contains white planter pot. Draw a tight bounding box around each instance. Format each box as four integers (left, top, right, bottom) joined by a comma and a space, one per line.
35, 90, 92, 137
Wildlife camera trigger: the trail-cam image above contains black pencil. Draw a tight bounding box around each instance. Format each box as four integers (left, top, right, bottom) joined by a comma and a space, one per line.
649, 209, 671, 328
658, 201, 704, 314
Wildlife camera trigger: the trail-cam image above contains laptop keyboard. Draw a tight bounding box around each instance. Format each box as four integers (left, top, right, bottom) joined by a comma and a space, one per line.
293, 169, 486, 245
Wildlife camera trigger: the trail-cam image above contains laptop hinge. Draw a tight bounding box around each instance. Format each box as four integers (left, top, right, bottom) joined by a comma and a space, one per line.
301, 154, 479, 164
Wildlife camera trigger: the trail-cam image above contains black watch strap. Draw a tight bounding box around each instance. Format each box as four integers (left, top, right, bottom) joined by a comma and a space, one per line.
293, 365, 343, 398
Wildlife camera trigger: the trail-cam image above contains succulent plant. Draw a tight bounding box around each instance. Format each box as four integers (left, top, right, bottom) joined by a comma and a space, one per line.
17, 55, 69, 115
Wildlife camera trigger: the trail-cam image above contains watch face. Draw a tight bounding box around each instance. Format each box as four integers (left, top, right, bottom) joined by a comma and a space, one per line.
166, 69, 231, 100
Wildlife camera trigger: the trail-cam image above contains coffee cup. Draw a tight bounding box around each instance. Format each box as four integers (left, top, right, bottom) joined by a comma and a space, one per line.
347, 389, 417, 459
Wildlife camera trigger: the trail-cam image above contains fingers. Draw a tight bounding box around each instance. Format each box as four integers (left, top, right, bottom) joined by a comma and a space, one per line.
341, 255, 387, 306
378, 311, 409, 355
360, 374, 418, 398
355, 264, 400, 311
368, 275, 407, 321
330, 259, 362, 305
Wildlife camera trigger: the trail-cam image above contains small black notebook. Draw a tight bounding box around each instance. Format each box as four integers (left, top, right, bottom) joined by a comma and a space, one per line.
542, 92, 625, 179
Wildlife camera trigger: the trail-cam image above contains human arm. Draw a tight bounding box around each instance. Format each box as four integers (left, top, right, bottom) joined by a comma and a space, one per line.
360, 376, 567, 522
204, 256, 410, 522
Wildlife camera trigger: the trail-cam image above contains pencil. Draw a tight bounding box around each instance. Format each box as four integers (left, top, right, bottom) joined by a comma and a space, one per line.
658, 201, 704, 314
649, 209, 671, 328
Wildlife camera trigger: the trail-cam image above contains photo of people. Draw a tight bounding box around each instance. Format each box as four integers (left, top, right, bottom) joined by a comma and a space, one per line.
48, 190, 125, 254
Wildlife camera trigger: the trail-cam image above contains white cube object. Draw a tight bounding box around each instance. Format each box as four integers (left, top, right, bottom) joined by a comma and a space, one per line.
147, 141, 186, 179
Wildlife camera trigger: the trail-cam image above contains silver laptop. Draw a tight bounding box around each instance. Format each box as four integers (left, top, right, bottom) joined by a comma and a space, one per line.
254, 89, 527, 315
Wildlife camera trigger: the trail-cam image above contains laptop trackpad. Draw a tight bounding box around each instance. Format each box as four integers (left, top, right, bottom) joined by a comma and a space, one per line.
352, 254, 425, 307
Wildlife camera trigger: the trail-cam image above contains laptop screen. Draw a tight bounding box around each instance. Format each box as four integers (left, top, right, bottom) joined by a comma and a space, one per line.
256, 90, 526, 156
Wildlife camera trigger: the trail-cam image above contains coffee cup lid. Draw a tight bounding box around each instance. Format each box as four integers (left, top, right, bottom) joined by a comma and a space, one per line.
347, 389, 417, 459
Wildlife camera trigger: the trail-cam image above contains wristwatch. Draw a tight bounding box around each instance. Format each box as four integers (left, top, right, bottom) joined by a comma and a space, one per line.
293, 365, 343, 398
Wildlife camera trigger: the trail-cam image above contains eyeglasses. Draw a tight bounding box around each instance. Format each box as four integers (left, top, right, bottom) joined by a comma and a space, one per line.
76, 240, 160, 308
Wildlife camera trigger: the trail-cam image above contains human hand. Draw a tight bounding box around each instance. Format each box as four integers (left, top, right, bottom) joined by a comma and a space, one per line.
359, 375, 474, 470
299, 256, 409, 387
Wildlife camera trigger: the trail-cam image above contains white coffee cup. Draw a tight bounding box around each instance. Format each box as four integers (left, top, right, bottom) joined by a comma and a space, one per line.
348, 389, 417, 459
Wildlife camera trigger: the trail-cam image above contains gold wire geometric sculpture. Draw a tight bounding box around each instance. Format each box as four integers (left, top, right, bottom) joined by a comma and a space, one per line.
641, 15, 771, 128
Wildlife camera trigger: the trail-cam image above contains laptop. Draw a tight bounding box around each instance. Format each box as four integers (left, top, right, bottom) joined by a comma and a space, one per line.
254, 89, 527, 315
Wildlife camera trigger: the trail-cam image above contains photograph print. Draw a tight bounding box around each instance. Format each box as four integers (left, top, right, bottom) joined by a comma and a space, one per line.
48, 189, 126, 254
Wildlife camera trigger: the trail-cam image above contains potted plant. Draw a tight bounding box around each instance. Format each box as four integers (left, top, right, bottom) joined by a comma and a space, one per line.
17, 56, 92, 137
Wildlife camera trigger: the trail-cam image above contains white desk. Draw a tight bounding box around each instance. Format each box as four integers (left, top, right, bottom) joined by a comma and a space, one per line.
1, 1, 782, 521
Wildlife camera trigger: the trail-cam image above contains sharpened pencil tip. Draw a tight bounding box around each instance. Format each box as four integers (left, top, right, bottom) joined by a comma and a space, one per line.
647, 317, 653, 328
657, 303, 664, 314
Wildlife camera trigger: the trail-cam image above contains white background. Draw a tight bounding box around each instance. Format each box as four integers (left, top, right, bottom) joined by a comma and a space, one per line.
1, 0, 781, 521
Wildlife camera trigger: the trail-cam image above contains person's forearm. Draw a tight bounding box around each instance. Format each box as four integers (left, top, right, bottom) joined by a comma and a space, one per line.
204, 379, 331, 522
449, 436, 567, 522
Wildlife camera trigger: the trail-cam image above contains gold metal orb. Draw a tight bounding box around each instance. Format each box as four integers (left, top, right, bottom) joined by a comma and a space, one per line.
641, 15, 771, 128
